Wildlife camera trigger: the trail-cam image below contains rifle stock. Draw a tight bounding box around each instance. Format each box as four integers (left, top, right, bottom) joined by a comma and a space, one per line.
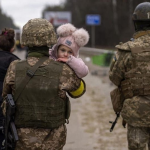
4, 94, 18, 150
109, 112, 120, 132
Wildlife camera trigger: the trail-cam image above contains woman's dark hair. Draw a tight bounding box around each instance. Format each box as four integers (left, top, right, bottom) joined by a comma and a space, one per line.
0, 28, 15, 51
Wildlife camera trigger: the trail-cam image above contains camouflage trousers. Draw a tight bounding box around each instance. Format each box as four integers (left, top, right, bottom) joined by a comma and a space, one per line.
15, 124, 67, 150
128, 124, 150, 150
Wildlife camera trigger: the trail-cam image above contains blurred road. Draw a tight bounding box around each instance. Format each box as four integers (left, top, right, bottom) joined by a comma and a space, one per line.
65, 54, 127, 150
13, 49, 128, 150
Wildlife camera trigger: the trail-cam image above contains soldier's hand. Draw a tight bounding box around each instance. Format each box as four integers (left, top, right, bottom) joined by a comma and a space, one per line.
122, 119, 126, 128
1, 101, 7, 116
57, 57, 69, 62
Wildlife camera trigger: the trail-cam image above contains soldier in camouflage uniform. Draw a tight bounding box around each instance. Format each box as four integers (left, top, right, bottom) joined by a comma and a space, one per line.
109, 2, 150, 150
1, 18, 86, 150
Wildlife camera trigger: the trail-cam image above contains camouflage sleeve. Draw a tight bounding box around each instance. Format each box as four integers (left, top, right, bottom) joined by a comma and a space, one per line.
2, 60, 19, 98
68, 79, 86, 98
109, 50, 127, 86
60, 64, 85, 98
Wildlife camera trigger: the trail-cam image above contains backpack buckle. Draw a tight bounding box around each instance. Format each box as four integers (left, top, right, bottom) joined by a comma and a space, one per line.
27, 70, 34, 77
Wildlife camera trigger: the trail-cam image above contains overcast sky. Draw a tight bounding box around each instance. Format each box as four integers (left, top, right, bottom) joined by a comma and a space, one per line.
2, 0, 63, 29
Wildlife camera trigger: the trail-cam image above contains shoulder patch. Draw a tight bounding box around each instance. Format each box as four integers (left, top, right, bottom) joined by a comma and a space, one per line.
112, 55, 116, 62
130, 38, 134, 41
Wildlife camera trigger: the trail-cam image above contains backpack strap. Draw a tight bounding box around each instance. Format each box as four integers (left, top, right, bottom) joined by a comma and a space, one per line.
15, 57, 48, 101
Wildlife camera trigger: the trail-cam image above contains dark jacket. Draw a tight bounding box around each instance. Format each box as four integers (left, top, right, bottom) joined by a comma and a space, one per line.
0, 50, 19, 124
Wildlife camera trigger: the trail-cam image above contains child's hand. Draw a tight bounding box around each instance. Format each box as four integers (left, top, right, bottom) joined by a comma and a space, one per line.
57, 57, 69, 62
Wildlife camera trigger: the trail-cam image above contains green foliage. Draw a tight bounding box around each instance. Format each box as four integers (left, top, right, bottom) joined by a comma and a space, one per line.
0, 9, 18, 30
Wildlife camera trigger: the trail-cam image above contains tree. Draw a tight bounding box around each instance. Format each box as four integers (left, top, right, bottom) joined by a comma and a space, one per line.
0, 8, 18, 30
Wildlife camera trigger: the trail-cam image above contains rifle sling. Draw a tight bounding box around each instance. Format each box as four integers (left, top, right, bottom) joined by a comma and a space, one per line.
15, 57, 48, 101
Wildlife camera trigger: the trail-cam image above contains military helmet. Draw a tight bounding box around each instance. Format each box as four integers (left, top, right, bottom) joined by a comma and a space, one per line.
21, 18, 57, 47
133, 2, 150, 21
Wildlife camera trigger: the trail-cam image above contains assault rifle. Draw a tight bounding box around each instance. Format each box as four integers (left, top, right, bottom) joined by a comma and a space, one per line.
4, 94, 18, 150
109, 112, 120, 132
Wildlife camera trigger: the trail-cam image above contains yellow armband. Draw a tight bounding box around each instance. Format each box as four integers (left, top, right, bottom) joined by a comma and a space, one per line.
68, 79, 86, 98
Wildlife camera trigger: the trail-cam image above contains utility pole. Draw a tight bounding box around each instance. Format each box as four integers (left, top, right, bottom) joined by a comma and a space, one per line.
112, 0, 119, 36
0, 0, 1, 9
86, 14, 100, 48
0, 0, 1, 14
91, 26, 95, 47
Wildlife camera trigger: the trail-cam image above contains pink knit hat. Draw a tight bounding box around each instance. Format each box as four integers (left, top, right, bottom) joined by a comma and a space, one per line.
51, 23, 89, 58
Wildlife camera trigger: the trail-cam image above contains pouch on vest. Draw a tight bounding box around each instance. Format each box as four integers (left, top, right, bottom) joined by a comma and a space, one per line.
110, 87, 124, 112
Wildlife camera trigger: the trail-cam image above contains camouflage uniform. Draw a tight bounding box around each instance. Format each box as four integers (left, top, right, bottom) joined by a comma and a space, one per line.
2, 18, 86, 150
109, 30, 150, 150
2, 56, 84, 150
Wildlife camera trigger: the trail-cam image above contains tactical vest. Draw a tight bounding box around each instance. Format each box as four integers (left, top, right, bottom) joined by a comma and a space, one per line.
121, 46, 150, 99
14, 59, 67, 129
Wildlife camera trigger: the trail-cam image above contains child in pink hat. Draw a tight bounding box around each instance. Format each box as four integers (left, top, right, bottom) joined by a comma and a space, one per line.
49, 23, 89, 78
